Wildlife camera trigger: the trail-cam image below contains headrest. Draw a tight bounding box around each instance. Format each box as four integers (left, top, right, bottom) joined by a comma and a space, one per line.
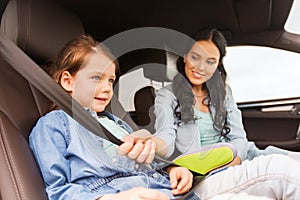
0, 0, 84, 64
143, 51, 178, 82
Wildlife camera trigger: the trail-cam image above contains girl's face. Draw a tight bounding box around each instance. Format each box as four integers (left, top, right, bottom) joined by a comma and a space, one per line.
184, 40, 220, 86
61, 52, 116, 112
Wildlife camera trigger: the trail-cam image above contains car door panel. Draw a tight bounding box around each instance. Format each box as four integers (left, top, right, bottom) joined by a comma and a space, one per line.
239, 102, 300, 151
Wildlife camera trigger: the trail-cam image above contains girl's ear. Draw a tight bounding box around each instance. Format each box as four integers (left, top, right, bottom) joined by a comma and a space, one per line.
60, 71, 74, 92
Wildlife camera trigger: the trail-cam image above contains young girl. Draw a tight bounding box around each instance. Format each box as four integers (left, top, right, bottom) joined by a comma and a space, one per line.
29, 35, 194, 200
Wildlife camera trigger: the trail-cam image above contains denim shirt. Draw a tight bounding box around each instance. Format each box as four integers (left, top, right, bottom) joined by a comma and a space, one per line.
154, 84, 289, 161
29, 109, 199, 200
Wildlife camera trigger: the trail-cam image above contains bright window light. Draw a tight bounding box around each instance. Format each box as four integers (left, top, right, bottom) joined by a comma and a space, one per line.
224, 46, 300, 104
285, 0, 300, 35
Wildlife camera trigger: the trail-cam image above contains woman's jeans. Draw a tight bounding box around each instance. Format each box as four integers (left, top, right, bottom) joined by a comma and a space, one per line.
194, 154, 300, 199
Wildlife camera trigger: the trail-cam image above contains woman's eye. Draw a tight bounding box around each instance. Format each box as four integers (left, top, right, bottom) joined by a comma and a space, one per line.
109, 79, 115, 84
207, 59, 216, 65
191, 55, 199, 60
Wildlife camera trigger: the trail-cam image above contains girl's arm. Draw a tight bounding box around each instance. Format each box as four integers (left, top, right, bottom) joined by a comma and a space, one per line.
29, 112, 101, 200
167, 166, 193, 195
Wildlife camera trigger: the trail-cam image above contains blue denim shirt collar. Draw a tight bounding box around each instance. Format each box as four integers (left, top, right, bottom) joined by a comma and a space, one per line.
85, 108, 134, 133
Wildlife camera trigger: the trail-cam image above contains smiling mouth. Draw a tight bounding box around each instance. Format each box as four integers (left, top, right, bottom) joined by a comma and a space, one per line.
95, 97, 107, 103
192, 71, 206, 78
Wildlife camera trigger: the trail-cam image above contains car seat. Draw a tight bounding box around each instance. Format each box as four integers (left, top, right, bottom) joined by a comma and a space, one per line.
0, 0, 140, 198
133, 51, 178, 133
134, 85, 156, 130
0, 0, 84, 199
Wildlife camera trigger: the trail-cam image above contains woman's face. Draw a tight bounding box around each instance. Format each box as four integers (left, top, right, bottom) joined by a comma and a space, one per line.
61, 52, 116, 112
184, 40, 220, 86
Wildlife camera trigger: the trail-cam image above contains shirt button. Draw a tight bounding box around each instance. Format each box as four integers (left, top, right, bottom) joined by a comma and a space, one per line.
111, 158, 117, 163
153, 173, 158, 179
135, 164, 139, 169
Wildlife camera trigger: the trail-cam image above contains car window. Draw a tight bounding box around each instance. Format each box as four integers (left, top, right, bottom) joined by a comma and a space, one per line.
285, 0, 300, 35
117, 51, 176, 112
224, 46, 300, 104
118, 45, 300, 111
117, 68, 166, 112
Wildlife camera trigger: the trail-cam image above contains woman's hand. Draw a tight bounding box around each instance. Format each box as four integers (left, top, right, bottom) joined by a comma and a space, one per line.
99, 187, 169, 200
167, 166, 193, 195
227, 155, 242, 167
118, 129, 169, 163
118, 129, 156, 164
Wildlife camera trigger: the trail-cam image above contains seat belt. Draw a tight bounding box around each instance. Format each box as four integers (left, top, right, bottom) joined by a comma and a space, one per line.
0, 34, 203, 199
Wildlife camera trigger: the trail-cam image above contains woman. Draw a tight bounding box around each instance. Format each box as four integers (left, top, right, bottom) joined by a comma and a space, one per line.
151, 27, 300, 199
154, 27, 299, 161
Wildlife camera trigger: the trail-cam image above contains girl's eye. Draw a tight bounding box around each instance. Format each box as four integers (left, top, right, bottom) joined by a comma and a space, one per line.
91, 76, 101, 81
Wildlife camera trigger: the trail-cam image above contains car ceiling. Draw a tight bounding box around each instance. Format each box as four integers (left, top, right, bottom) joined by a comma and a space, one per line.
53, 0, 300, 53
0, 0, 299, 55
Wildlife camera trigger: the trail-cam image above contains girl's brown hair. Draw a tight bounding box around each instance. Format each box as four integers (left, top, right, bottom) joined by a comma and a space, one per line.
48, 34, 119, 85
46, 35, 119, 110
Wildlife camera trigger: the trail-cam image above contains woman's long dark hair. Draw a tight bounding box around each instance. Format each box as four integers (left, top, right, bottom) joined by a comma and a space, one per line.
172, 28, 230, 139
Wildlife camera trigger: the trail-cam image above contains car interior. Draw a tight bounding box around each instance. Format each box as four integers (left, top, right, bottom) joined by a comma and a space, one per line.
0, 0, 300, 199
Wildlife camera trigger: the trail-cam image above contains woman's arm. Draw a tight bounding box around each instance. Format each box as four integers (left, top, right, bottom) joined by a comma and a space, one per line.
118, 129, 168, 163
119, 86, 178, 161
153, 86, 179, 158
224, 85, 250, 160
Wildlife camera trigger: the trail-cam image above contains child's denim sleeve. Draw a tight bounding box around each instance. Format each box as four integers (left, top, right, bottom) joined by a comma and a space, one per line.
29, 112, 101, 200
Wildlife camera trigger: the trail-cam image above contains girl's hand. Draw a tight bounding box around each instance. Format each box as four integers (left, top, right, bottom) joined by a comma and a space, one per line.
168, 166, 193, 195
99, 187, 169, 200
